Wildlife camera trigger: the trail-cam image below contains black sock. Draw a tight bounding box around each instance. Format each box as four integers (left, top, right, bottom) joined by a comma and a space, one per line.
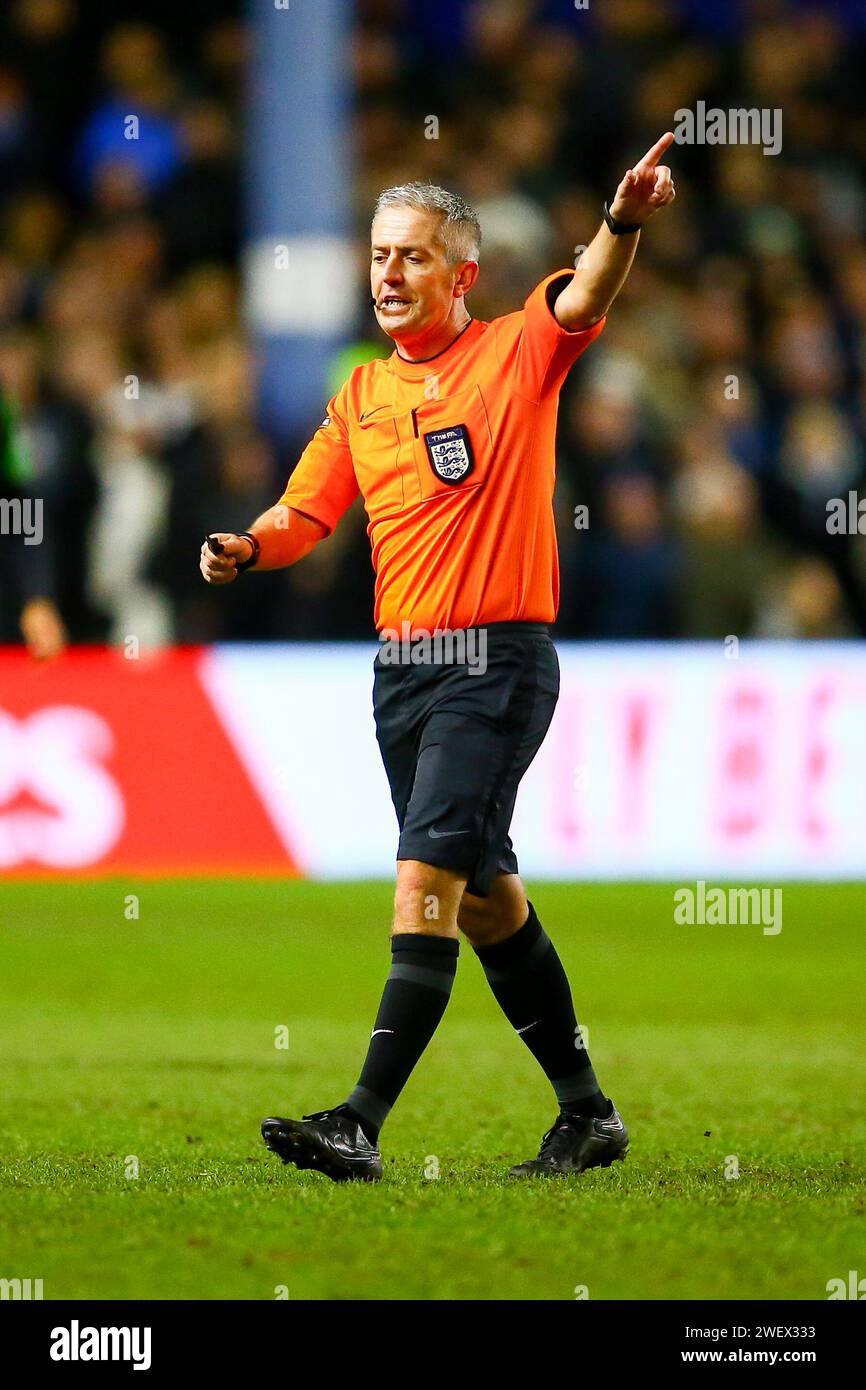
473, 902, 610, 1119
344, 933, 458, 1142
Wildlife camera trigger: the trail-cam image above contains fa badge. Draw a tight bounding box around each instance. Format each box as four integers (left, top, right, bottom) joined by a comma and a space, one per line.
423, 424, 474, 485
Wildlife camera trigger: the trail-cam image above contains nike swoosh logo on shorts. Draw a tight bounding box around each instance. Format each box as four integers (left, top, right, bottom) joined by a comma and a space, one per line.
428, 827, 471, 838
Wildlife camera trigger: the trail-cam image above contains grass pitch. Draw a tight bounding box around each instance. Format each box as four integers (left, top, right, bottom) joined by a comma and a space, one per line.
0, 879, 863, 1301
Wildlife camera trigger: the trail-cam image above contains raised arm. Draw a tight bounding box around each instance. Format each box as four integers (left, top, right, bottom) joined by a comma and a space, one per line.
554, 131, 676, 331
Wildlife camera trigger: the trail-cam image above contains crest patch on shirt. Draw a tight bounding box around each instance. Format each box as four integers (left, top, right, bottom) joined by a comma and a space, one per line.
423, 424, 474, 485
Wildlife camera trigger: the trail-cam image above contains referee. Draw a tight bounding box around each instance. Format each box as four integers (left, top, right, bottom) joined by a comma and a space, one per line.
201, 133, 676, 1181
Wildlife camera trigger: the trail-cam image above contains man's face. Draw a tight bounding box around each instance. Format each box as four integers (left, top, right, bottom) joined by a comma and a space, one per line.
370, 207, 461, 341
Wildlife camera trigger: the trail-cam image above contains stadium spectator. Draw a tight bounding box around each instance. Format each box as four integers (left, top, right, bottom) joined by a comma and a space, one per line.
1, 0, 864, 645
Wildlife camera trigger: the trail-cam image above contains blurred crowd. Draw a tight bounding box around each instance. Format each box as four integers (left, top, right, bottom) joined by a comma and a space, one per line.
2, 0, 866, 651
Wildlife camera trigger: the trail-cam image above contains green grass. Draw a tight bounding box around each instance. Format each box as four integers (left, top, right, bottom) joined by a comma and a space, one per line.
1, 880, 864, 1301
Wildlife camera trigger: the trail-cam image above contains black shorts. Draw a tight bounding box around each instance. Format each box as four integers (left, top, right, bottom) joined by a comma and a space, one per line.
372, 622, 560, 897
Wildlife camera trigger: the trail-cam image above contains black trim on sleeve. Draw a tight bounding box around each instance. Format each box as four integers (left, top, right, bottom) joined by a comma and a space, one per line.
544, 272, 575, 316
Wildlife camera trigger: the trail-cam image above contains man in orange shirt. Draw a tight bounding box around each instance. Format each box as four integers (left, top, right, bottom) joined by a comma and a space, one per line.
201, 134, 675, 1181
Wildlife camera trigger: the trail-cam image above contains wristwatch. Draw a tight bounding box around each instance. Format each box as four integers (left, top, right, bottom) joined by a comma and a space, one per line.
234, 531, 260, 571
603, 200, 642, 235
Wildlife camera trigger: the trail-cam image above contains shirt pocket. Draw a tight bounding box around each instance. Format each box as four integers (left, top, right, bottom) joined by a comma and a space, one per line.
409, 384, 493, 503
351, 409, 408, 514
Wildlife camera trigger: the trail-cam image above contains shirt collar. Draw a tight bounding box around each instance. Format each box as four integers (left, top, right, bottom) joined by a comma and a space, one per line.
387, 318, 483, 380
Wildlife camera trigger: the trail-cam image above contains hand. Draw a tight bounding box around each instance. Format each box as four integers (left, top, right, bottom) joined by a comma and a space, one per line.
199, 532, 254, 585
609, 131, 676, 227
20, 597, 67, 660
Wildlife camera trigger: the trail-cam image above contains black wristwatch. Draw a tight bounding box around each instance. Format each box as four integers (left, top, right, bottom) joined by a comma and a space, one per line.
234, 531, 260, 572
603, 200, 642, 235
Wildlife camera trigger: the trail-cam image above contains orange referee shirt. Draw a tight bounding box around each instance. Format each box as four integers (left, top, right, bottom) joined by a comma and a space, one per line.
277, 270, 605, 634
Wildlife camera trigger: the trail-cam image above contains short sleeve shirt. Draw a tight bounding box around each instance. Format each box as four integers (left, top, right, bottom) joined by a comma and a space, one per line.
277, 270, 605, 633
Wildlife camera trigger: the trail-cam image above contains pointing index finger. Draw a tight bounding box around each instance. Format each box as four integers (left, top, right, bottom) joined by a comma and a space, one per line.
635, 130, 675, 170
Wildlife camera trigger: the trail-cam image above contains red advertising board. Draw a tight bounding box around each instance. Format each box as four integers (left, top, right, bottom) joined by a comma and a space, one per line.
0, 647, 296, 876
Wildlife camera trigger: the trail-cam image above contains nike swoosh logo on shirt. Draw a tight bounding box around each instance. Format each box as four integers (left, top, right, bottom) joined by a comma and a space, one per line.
371, 1028, 394, 1038
359, 405, 391, 422
516, 1020, 540, 1035
428, 827, 471, 839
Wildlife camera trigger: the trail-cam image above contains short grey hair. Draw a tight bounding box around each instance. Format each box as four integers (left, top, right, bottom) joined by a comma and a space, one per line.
372, 181, 481, 264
